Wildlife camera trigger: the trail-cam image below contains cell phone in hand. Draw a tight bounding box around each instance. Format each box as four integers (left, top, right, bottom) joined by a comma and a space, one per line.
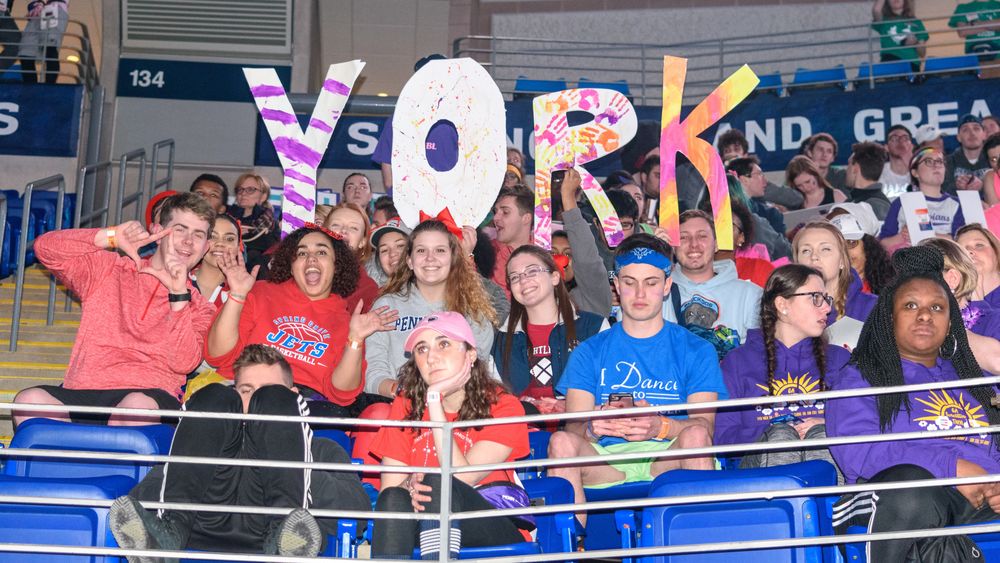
551, 169, 566, 190
608, 392, 634, 409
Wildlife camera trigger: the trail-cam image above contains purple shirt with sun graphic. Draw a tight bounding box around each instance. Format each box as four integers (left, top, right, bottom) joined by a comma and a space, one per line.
715, 329, 852, 447
827, 359, 1000, 484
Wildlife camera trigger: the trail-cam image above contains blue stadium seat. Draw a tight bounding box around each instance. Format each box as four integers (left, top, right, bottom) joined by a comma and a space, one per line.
755, 72, 784, 96
524, 476, 577, 554
513, 76, 569, 99
0, 474, 132, 562
6, 419, 174, 482
790, 66, 848, 92
577, 78, 631, 96
924, 55, 981, 77
313, 428, 353, 455
584, 480, 652, 550
856, 61, 914, 84
621, 461, 837, 563
519, 430, 552, 480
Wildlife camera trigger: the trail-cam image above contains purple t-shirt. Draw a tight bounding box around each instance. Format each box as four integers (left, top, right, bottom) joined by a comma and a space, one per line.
371, 116, 459, 174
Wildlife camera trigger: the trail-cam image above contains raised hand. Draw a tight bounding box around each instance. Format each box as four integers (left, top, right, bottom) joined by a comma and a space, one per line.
113, 221, 171, 268
460, 225, 478, 257
218, 247, 259, 297
426, 356, 473, 397
347, 301, 399, 341
136, 230, 188, 293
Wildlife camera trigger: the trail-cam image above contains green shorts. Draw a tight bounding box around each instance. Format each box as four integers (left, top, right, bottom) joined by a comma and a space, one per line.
588, 440, 676, 489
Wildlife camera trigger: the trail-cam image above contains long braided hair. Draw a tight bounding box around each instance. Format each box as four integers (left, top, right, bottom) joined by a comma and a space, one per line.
850, 246, 1000, 446
760, 264, 829, 392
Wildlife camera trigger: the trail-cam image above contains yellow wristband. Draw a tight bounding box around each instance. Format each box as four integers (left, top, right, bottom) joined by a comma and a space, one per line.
106, 229, 117, 249
656, 416, 671, 441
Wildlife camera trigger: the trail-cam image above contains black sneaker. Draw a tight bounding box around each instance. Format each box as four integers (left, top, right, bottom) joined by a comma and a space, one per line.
109, 495, 186, 563
264, 508, 322, 557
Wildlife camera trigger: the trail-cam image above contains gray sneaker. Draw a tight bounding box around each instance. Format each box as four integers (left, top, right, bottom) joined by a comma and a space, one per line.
109, 495, 184, 563
264, 508, 323, 557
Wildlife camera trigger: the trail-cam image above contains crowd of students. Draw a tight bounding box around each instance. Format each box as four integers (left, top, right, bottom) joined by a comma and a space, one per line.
11, 107, 1000, 560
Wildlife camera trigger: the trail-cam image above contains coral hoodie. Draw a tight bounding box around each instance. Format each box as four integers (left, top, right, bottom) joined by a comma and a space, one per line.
34, 229, 216, 398
715, 329, 851, 447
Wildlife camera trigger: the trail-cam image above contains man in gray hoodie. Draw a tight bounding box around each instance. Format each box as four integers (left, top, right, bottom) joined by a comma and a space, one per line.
662, 210, 762, 350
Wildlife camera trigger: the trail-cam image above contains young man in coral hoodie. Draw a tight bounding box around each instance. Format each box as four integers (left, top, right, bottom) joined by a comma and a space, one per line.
13, 192, 217, 426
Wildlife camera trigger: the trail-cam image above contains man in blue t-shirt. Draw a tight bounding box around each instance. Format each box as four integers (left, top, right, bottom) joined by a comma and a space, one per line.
549, 234, 727, 523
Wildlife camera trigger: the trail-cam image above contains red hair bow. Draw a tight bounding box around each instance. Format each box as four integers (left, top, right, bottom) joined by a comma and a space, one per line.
551, 253, 570, 281
419, 207, 463, 241
303, 222, 343, 240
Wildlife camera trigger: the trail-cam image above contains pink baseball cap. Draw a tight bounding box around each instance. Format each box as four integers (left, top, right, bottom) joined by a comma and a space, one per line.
403, 311, 476, 353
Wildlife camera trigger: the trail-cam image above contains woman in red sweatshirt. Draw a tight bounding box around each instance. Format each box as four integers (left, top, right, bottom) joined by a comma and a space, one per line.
205, 224, 398, 418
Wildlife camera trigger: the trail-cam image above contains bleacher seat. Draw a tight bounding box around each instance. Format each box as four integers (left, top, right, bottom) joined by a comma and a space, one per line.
619, 461, 837, 563
0, 474, 132, 562
313, 428, 353, 455
6, 419, 174, 482
577, 78, 631, 96
584, 480, 652, 550
790, 66, 849, 92
513, 76, 569, 100
755, 72, 784, 96
856, 60, 914, 85
924, 55, 981, 78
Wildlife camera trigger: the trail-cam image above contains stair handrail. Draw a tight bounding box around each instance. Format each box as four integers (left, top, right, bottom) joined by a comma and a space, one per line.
112, 148, 147, 226
148, 139, 175, 198
10, 175, 65, 352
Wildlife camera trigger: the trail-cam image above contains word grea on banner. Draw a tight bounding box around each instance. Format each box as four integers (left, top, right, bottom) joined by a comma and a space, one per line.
244, 56, 758, 249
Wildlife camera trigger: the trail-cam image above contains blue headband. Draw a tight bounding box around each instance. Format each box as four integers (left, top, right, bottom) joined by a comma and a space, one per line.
614, 247, 672, 277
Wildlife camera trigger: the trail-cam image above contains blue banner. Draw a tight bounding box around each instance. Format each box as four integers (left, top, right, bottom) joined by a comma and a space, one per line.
117, 59, 292, 103
0, 84, 82, 157
253, 75, 997, 175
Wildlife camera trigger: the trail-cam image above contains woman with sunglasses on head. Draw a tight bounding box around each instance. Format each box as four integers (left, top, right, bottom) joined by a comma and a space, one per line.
956, 224, 1000, 308
205, 224, 398, 418
826, 246, 1000, 561
227, 173, 278, 262
493, 245, 608, 416
715, 264, 850, 477
370, 312, 531, 560
793, 221, 877, 328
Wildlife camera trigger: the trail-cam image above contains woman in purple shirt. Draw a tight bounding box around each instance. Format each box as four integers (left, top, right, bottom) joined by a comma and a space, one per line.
827, 246, 1000, 560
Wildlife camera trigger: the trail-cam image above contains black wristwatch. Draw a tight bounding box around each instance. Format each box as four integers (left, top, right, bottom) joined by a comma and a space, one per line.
168, 290, 192, 303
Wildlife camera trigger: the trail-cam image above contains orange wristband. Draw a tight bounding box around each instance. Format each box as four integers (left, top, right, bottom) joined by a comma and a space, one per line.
106, 229, 117, 249
656, 417, 671, 441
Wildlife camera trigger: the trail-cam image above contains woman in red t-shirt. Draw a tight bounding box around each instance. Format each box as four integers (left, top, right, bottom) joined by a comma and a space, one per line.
369, 312, 530, 560
205, 224, 398, 418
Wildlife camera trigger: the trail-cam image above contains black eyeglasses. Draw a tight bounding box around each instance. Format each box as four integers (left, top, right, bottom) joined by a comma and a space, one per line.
789, 292, 834, 308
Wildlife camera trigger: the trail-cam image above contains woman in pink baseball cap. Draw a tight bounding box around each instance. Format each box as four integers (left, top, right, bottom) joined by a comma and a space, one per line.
369, 311, 532, 560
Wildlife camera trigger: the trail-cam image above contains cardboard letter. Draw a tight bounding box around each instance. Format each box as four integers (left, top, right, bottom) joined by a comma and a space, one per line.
391, 58, 506, 229
659, 56, 758, 250
532, 89, 637, 249
245, 61, 364, 236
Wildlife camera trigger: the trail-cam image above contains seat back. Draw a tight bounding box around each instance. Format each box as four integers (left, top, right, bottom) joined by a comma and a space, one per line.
790, 66, 848, 92
0, 474, 133, 563
636, 462, 836, 563
924, 55, 980, 76
523, 476, 576, 554
6, 419, 174, 482
583, 480, 652, 550
577, 78, 631, 96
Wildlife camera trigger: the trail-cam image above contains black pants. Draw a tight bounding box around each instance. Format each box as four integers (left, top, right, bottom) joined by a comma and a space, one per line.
302, 390, 391, 421
132, 383, 371, 553
21, 46, 59, 84
372, 474, 524, 559
833, 464, 999, 562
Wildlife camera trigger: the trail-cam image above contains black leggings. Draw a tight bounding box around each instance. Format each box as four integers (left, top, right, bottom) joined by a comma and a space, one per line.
372, 474, 524, 559
833, 464, 999, 562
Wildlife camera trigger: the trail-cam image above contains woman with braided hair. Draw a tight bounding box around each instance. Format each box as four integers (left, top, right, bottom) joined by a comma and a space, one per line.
715, 264, 850, 476
827, 245, 1000, 561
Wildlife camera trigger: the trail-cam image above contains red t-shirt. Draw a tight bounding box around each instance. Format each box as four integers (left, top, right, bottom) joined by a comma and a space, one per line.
204, 279, 364, 405
522, 322, 556, 400
369, 390, 529, 488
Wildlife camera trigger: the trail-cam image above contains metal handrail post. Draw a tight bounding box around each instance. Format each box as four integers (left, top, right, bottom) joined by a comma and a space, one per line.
439, 421, 453, 563
639, 44, 646, 105
0, 192, 6, 282
148, 139, 176, 197
65, 161, 114, 311
867, 25, 876, 90
10, 175, 66, 352
113, 149, 147, 226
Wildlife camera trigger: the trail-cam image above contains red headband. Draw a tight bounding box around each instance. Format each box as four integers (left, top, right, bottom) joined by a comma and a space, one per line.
303, 222, 344, 240
419, 207, 463, 241
551, 254, 570, 281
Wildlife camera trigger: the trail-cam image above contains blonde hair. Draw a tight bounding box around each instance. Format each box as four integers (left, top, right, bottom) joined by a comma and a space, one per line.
381, 220, 497, 327
324, 202, 372, 263
956, 224, 1000, 276
920, 238, 979, 302
314, 204, 334, 226
792, 220, 852, 318
234, 173, 272, 204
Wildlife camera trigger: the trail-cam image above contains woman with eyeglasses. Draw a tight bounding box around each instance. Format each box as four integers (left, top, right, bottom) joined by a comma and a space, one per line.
493, 245, 607, 416
793, 221, 877, 328
826, 246, 1000, 560
370, 312, 531, 560
205, 224, 398, 418
879, 148, 965, 252
715, 264, 850, 476
956, 224, 1000, 308
227, 173, 278, 261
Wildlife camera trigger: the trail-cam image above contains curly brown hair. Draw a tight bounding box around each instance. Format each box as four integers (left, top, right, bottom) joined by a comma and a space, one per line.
380, 220, 498, 326
268, 226, 360, 298
397, 349, 501, 429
